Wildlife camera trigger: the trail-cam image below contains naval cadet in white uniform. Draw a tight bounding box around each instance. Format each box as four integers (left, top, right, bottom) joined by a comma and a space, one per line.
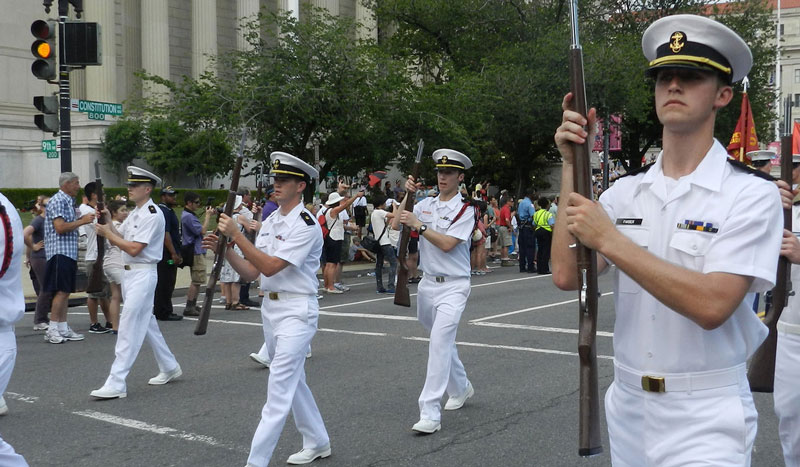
394, 149, 477, 435
553, 15, 782, 465
774, 153, 800, 467
90, 167, 182, 400
204, 152, 330, 466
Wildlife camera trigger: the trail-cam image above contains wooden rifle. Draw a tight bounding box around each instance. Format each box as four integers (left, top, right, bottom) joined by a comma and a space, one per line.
568, 0, 602, 456
195, 128, 247, 336
86, 161, 107, 293
394, 139, 424, 307
747, 97, 794, 392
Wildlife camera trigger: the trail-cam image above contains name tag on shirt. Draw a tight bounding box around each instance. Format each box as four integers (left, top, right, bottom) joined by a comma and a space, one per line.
616, 218, 643, 225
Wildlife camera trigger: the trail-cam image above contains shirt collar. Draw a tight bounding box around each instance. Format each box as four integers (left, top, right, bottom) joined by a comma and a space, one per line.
274, 202, 304, 226
639, 139, 727, 195
435, 192, 463, 210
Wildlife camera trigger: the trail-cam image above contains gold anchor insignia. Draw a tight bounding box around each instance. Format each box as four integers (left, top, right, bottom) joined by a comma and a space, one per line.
272, 159, 281, 169
669, 31, 685, 53
440, 155, 448, 164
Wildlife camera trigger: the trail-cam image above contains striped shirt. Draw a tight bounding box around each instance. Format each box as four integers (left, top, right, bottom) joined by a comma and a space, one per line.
44, 189, 78, 260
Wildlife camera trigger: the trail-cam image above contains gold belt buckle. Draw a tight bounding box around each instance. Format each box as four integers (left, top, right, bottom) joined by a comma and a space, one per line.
641, 375, 665, 393
124, 265, 131, 271
268, 292, 279, 300
435, 276, 445, 283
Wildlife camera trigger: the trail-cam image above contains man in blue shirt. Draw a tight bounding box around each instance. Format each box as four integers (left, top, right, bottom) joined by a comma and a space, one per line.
154, 187, 183, 321
516, 187, 536, 273
180, 191, 213, 316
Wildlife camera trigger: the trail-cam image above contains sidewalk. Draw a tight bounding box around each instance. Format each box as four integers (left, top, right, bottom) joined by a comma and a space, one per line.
23, 253, 382, 307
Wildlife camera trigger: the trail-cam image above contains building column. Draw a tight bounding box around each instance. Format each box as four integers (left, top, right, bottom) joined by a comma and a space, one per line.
236, 0, 260, 51
141, 0, 170, 96
311, 0, 339, 16
84, 0, 117, 103
192, 0, 218, 79
356, 2, 377, 41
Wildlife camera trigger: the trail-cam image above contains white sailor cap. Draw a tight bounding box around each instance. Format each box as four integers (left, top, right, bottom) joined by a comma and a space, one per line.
432, 149, 472, 171
126, 166, 161, 186
746, 150, 775, 162
642, 14, 752, 84
269, 151, 318, 182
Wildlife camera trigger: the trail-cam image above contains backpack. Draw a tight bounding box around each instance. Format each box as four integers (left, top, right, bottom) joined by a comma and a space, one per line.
318, 208, 338, 239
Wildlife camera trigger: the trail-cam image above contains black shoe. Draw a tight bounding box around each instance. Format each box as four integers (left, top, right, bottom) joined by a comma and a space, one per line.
183, 307, 200, 317
163, 313, 184, 321
105, 322, 113, 329
89, 323, 110, 334
241, 299, 260, 307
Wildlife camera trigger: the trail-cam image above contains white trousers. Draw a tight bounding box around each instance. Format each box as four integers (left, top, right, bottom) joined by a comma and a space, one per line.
606, 364, 756, 466
255, 313, 310, 362
416, 276, 470, 422
246, 298, 328, 467
775, 330, 800, 467
104, 269, 179, 392
0, 329, 28, 467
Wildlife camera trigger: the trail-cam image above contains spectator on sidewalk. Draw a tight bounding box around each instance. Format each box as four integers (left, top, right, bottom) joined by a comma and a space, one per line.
180, 192, 213, 316
321, 190, 363, 294
102, 199, 127, 333
496, 196, 513, 260
220, 196, 248, 310
352, 187, 368, 238
335, 182, 355, 292
349, 236, 376, 262
24, 196, 53, 331
79, 182, 112, 334
370, 196, 397, 294
154, 187, 183, 321
44, 172, 94, 344
260, 185, 277, 221
237, 186, 260, 308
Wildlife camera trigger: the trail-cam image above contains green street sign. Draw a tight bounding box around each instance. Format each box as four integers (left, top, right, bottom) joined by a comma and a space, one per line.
46, 151, 58, 159
41, 139, 56, 152
70, 98, 122, 116
88, 112, 105, 120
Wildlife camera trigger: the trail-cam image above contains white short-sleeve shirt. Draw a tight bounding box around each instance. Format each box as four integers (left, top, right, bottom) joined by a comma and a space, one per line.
599, 139, 781, 374
413, 192, 475, 278
256, 203, 323, 296
120, 199, 165, 264
78, 203, 99, 261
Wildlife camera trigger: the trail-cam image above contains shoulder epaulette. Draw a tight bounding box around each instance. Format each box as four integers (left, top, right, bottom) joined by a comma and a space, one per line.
617, 162, 655, 179
148, 205, 157, 214
300, 211, 315, 226
726, 159, 776, 182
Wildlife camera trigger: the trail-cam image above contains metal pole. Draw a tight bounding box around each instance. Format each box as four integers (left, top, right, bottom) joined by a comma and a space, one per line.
777, 0, 782, 141
602, 119, 610, 191
58, 15, 71, 172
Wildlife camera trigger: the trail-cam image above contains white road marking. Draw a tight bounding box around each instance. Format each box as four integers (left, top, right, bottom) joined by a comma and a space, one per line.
72, 410, 245, 451
319, 310, 416, 321
5, 392, 38, 403
471, 321, 614, 337
318, 328, 388, 337
471, 292, 614, 323
402, 336, 613, 360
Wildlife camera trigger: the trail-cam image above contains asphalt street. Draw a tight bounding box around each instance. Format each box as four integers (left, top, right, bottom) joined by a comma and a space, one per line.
4, 265, 787, 466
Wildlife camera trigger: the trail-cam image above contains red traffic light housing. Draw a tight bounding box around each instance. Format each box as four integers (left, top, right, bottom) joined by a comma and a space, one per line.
31, 19, 58, 80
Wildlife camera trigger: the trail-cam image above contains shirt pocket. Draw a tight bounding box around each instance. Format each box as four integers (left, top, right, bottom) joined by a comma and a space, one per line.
668, 230, 712, 270
616, 225, 649, 294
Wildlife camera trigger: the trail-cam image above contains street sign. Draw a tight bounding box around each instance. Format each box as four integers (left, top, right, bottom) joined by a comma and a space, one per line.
41, 139, 56, 152
69, 98, 122, 116
46, 151, 58, 159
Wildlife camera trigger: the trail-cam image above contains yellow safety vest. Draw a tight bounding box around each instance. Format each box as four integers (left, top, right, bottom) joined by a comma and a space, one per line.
533, 209, 553, 232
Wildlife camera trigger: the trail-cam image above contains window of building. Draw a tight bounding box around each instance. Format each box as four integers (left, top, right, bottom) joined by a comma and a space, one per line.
795, 94, 800, 107
795, 69, 800, 84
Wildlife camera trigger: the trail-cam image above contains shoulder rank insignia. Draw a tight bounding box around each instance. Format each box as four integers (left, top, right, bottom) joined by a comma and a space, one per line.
618, 162, 655, 179
726, 159, 776, 182
677, 219, 718, 233
148, 205, 157, 214
300, 211, 315, 226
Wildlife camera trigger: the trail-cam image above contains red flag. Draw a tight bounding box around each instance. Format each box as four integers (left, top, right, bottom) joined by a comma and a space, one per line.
727, 92, 758, 162
793, 122, 800, 155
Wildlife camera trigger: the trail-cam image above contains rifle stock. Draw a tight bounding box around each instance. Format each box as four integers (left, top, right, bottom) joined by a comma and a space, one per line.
394, 139, 424, 307
195, 129, 247, 336
747, 133, 793, 392
86, 166, 106, 294
568, 0, 602, 456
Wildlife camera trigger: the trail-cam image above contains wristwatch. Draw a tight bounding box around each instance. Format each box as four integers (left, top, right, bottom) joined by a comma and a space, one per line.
418, 224, 428, 235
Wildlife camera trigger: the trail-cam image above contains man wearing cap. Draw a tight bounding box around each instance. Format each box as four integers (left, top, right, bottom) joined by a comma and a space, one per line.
773, 152, 800, 467
180, 191, 214, 317
90, 166, 182, 400
203, 151, 330, 466
394, 148, 478, 435
748, 150, 775, 177
153, 186, 183, 321
553, 14, 782, 464
320, 189, 363, 294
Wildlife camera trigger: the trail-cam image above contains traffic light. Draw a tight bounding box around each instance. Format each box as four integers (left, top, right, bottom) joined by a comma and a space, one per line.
31, 19, 58, 81
33, 95, 59, 135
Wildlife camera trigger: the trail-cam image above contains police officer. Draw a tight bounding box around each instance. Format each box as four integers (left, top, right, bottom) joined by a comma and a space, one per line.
517, 187, 536, 273
154, 186, 184, 321
204, 152, 329, 466
0, 193, 31, 466
90, 167, 182, 400
774, 153, 800, 467
747, 150, 775, 177
553, 15, 782, 464
395, 149, 477, 434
